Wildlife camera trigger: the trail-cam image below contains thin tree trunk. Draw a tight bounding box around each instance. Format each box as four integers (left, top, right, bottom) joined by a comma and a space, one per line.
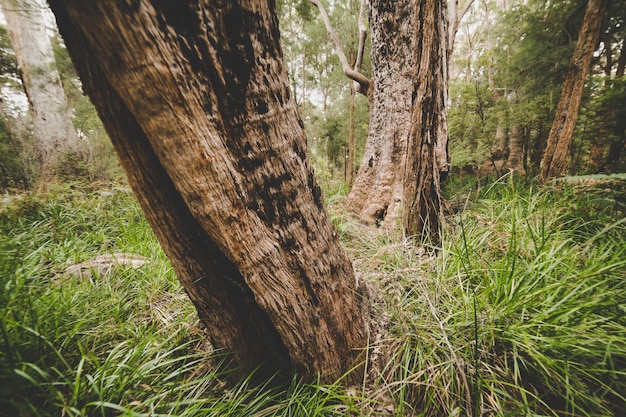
506, 124, 525, 174
308, 0, 371, 95
48, 0, 368, 383
602, 45, 626, 172
540, 0, 608, 183
404, 0, 449, 244
1, 0, 79, 186
448, 0, 475, 56
529, 123, 547, 175
492, 117, 507, 159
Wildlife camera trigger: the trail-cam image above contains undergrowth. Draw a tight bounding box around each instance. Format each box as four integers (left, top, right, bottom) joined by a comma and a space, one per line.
1, 177, 624, 416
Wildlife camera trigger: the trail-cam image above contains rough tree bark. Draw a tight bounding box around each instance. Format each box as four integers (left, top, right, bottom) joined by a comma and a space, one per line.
348, 0, 456, 228
540, 0, 608, 183
403, 0, 449, 244
309, 0, 465, 233
48, 0, 368, 383
1, 0, 80, 185
347, 0, 417, 226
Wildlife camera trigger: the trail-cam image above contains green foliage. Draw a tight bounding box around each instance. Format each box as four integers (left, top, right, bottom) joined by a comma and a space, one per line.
345, 176, 626, 415
278, 0, 371, 188
442, 177, 626, 415
51, 36, 124, 185
0, 25, 18, 81
306, 93, 369, 191
449, 0, 625, 177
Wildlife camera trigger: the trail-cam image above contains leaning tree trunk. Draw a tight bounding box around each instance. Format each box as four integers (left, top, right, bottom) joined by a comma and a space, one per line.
403, 0, 449, 244
540, 0, 608, 183
48, 0, 368, 383
0, 0, 80, 186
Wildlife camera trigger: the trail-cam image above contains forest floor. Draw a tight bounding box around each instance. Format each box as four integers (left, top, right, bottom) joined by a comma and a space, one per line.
1, 175, 625, 416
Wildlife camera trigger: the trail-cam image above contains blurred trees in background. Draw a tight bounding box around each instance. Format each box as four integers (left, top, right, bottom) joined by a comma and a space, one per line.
0, 0, 624, 193
449, 0, 625, 180
278, 0, 370, 190
0, 0, 121, 191
1, 0, 81, 188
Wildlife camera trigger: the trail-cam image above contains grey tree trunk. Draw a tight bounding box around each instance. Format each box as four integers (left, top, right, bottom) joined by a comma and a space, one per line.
348, 0, 450, 230
347, 0, 416, 227
48, 0, 368, 383
506, 124, 525, 174
1, 0, 79, 185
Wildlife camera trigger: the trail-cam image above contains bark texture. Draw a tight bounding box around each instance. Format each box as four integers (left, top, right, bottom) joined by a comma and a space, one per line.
540, 0, 608, 183
1, 0, 80, 183
347, 0, 416, 226
348, 0, 450, 228
48, 0, 367, 382
403, 0, 449, 244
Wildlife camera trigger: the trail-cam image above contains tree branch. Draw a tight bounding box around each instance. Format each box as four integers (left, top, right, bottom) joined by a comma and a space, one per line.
448, 0, 475, 53
308, 0, 372, 97
354, 0, 367, 74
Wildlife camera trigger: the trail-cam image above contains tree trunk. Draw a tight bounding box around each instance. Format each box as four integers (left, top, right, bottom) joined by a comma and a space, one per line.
348, 82, 356, 187
602, 46, 626, 172
0, 0, 79, 186
348, 0, 450, 228
540, 0, 608, 183
506, 124, 525, 174
48, 0, 368, 383
403, 0, 449, 244
347, 0, 416, 226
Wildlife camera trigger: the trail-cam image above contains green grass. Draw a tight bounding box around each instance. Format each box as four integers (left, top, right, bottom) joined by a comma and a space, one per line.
1, 179, 625, 416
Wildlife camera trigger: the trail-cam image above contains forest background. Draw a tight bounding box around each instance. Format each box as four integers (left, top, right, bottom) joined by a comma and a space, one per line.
0, 0, 624, 190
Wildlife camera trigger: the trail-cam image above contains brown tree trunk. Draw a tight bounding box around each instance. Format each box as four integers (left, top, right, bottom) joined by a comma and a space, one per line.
540, 0, 608, 183
404, 0, 449, 244
1, 0, 80, 187
348, 0, 450, 229
48, 0, 367, 383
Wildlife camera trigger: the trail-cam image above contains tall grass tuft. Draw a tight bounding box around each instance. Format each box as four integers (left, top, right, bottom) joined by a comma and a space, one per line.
370, 177, 625, 416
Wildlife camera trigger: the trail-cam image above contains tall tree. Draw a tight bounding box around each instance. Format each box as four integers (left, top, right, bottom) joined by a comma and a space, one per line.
0, 0, 80, 185
404, 0, 450, 243
305, 0, 467, 238
347, 0, 464, 230
347, 0, 417, 226
540, 0, 608, 183
47, 0, 368, 382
